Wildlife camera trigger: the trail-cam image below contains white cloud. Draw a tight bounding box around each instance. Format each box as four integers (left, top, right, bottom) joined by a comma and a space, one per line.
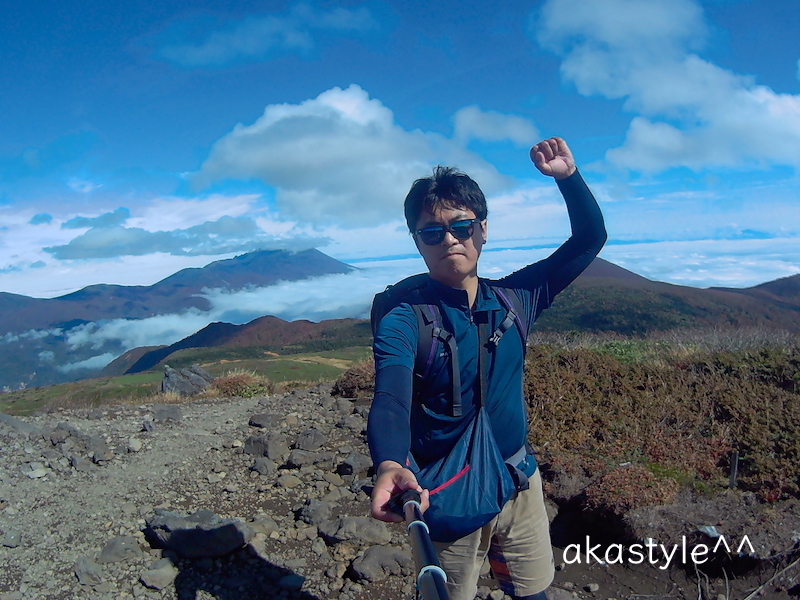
191, 84, 513, 226
293, 219, 417, 261
43, 204, 328, 260
160, 5, 377, 67
484, 184, 573, 246
537, 0, 706, 90
57, 353, 118, 374
0, 208, 77, 275
67, 178, 102, 194
536, 0, 800, 172
595, 178, 800, 247
0, 253, 232, 298
0, 194, 309, 296
62, 207, 130, 230
0, 329, 60, 345
203, 270, 393, 323
601, 238, 800, 288
58, 264, 427, 359
128, 195, 258, 232
64, 310, 214, 351
453, 106, 539, 146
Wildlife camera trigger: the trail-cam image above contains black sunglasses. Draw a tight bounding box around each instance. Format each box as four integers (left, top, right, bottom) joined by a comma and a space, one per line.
415, 218, 481, 246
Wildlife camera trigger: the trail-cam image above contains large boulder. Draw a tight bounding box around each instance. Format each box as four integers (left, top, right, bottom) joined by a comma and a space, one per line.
144, 509, 255, 558
351, 546, 412, 582
161, 365, 213, 396
318, 517, 391, 545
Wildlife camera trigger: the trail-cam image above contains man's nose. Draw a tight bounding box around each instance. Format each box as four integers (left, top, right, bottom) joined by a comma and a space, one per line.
441, 231, 458, 245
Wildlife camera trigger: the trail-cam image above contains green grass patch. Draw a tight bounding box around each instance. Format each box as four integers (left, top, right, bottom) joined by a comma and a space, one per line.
0, 346, 372, 416
169, 346, 372, 382
592, 339, 670, 364
260, 360, 341, 382
0, 372, 162, 416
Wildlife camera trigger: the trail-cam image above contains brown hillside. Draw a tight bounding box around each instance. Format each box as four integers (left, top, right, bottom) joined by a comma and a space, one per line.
537, 259, 800, 334
712, 273, 800, 310
101, 346, 166, 377
124, 316, 370, 374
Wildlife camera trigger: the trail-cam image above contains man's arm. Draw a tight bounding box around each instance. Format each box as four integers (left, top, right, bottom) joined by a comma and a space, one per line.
501, 138, 607, 321
367, 365, 412, 469
367, 315, 431, 522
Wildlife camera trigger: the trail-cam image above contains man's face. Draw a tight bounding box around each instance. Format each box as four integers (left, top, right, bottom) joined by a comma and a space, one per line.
413, 205, 486, 288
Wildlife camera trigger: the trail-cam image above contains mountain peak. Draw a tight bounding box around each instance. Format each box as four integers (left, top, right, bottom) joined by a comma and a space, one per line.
578, 257, 652, 283
0, 249, 354, 337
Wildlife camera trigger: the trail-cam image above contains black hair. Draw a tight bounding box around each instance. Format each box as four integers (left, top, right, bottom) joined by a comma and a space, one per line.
403, 165, 487, 232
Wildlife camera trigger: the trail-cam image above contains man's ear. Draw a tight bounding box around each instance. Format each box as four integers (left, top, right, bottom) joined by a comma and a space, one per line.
480, 220, 487, 244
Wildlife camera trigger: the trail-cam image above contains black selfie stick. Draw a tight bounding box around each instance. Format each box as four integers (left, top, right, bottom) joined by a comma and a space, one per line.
394, 489, 451, 600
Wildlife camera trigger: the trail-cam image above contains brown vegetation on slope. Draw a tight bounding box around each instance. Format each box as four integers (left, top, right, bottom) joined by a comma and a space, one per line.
524, 342, 800, 508
333, 331, 800, 516
331, 358, 375, 398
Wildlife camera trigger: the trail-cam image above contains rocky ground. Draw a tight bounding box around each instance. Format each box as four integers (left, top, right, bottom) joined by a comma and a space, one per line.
1, 383, 798, 600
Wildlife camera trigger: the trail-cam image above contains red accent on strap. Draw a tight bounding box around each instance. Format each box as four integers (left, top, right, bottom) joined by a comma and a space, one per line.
429, 465, 470, 495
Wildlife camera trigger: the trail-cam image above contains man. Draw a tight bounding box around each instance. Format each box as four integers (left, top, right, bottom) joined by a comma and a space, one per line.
368, 138, 607, 600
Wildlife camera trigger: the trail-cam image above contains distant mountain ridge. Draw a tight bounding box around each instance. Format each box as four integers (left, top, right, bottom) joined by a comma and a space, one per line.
0, 249, 354, 390
0, 249, 353, 335
2, 251, 799, 390
712, 274, 800, 310
105, 316, 372, 376
535, 259, 800, 334
108, 258, 800, 376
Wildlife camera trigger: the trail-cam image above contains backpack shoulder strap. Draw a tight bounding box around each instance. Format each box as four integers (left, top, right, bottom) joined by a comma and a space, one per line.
371, 274, 463, 417
489, 286, 527, 355
412, 302, 463, 417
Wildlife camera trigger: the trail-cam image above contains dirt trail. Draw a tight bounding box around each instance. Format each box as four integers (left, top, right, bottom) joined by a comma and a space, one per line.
1, 385, 798, 600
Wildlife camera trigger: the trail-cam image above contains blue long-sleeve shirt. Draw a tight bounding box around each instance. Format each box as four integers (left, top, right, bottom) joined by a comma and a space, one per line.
368, 170, 607, 469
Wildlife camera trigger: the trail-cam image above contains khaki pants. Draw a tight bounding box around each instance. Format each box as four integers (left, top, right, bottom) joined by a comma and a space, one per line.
432, 469, 554, 600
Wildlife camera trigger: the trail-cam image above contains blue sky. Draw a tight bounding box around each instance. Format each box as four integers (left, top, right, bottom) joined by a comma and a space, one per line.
3, 0, 800, 302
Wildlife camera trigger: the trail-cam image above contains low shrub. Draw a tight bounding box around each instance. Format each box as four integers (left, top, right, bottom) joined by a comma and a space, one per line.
332, 357, 375, 398
525, 341, 800, 508
211, 369, 274, 398
585, 464, 680, 515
